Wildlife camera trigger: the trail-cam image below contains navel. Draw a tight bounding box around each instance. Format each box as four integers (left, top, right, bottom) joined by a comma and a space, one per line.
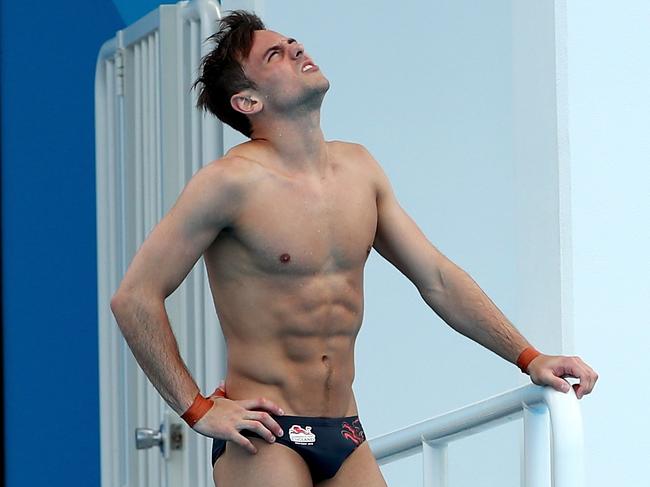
279, 252, 291, 263
322, 355, 333, 393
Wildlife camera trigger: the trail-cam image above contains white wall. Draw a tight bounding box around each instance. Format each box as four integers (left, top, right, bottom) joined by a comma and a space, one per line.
566, 1, 650, 486
216, 0, 610, 485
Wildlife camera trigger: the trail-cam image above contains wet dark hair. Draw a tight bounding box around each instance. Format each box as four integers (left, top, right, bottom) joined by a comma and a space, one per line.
191, 10, 265, 137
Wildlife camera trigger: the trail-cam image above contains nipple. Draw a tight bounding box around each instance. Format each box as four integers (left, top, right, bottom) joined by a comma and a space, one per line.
279, 253, 291, 263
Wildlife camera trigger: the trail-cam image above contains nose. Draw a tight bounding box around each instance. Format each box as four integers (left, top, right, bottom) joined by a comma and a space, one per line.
289, 40, 304, 59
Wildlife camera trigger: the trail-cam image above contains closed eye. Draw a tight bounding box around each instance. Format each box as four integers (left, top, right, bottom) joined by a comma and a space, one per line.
267, 39, 297, 62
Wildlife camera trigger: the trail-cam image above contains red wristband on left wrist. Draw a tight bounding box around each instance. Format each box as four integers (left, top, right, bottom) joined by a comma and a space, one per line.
516, 346, 541, 374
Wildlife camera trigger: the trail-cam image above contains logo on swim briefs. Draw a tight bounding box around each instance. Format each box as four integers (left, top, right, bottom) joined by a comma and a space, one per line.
288, 424, 316, 445
341, 419, 366, 446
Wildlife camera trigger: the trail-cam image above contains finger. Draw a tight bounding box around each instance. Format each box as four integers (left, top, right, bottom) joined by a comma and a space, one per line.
555, 358, 583, 379
239, 396, 285, 416
240, 419, 277, 444
573, 374, 587, 399
585, 367, 598, 395
574, 381, 589, 399
575, 368, 598, 398
553, 358, 586, 396
561, 370, 583, 398
231, 432, 258, 454
572, 382, 581, 398
566, 361, 591, 398
547, 373, 571, 394
591, 368, 599, 388
248, 410, 284, 437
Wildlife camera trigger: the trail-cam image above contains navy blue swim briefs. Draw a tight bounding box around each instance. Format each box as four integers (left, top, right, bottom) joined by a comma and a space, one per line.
211, 414, 367, 483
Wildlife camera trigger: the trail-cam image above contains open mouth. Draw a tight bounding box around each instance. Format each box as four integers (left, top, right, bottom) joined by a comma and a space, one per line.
301, 62, 319, 73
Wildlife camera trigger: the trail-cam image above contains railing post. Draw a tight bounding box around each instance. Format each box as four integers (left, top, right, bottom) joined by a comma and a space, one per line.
544, 388, 585, 487
522, 403, 551, 487
368, 386, 583, 487
422, 437, 447, 487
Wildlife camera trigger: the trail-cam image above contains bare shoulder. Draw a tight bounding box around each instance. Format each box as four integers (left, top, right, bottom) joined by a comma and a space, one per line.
179, 153, 262, 226
219, 141, 282, 179
327, 140, 385, 189
200, 151, 265, 191
327, 139, 380, 170
327, 139, 367, 156
204, 150, 260, 178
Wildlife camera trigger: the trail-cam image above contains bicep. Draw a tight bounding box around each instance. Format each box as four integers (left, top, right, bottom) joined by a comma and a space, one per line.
114, 163, 242, 301
369, 150, 448, 294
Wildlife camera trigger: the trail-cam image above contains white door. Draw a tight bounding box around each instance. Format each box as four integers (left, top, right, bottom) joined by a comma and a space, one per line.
95, 2, 225, 486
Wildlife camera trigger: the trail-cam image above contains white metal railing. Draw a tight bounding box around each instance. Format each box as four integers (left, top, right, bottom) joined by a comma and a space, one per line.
95, 1, 224, 486
367, 384, 584, 487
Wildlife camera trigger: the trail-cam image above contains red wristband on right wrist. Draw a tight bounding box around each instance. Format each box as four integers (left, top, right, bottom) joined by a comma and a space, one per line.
516, 346, 541, 374
212, 386, 227, 398
180, 391, 214, 428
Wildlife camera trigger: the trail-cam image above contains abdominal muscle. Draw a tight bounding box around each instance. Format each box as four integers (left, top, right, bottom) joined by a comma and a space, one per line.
208, 266, 365, 418
201, 141, 376, 418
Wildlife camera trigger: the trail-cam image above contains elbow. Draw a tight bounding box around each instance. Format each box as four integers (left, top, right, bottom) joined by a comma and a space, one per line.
110, 287, 162, 320
418, 282, 445, 306
110, 295, 123, 322
109, 290, 141, 336
417, 261, 451, 303
109, 293, 127, 335
110, 282, 154, 310
110, 290, 131, 317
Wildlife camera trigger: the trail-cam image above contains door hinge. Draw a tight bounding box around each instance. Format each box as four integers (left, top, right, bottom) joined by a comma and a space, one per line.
115, 48, 125, 97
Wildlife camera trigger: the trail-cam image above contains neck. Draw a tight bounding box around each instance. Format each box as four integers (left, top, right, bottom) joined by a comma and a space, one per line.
250, 108, 328, 175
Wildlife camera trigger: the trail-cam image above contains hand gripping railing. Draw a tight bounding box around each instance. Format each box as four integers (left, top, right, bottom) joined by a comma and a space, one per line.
367, 384, 584, 487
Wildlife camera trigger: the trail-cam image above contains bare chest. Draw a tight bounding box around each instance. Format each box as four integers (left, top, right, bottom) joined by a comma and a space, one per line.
215, 162, 377, 276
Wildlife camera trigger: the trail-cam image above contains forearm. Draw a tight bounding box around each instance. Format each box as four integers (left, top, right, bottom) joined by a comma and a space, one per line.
110, 294, 199, 415
420, 259, 533, 366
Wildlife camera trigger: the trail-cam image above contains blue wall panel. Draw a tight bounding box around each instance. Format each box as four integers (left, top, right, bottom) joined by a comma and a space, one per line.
1, 1, 124, 485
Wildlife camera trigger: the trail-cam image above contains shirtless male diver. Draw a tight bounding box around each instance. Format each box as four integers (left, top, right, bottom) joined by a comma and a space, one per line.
109, 10, 599, 487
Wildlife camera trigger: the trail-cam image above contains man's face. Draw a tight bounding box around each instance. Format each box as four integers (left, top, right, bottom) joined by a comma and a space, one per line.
241, 30, 330, 114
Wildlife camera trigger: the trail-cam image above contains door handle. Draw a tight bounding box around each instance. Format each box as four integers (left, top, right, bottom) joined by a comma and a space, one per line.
135, 427, 163, 449
134, 412, 183, 459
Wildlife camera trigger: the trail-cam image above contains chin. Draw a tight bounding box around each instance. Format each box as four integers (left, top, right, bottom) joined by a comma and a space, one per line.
311, 76, 330, 97
316, 72, 331, 90
320, 77, 331, 92
272, 80, 330, 113
294, 80, 329, 110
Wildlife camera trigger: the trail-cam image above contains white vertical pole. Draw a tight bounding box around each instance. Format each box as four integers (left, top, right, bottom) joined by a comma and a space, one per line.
149, 31, 163, 487
422, 438, 447, 487
115, 31, 131, 487
522, 403, 551, 487
200, 0, 221, 392
544, 388, 585, 487
196, 0, 220, 161
132, 38, 149, 487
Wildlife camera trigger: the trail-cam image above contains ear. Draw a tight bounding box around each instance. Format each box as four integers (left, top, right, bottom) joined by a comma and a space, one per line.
230, 93, 263, 115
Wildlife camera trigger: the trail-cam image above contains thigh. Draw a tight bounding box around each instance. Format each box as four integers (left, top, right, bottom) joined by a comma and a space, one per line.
314, 441, 388, 487
213, 436, 313, 487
